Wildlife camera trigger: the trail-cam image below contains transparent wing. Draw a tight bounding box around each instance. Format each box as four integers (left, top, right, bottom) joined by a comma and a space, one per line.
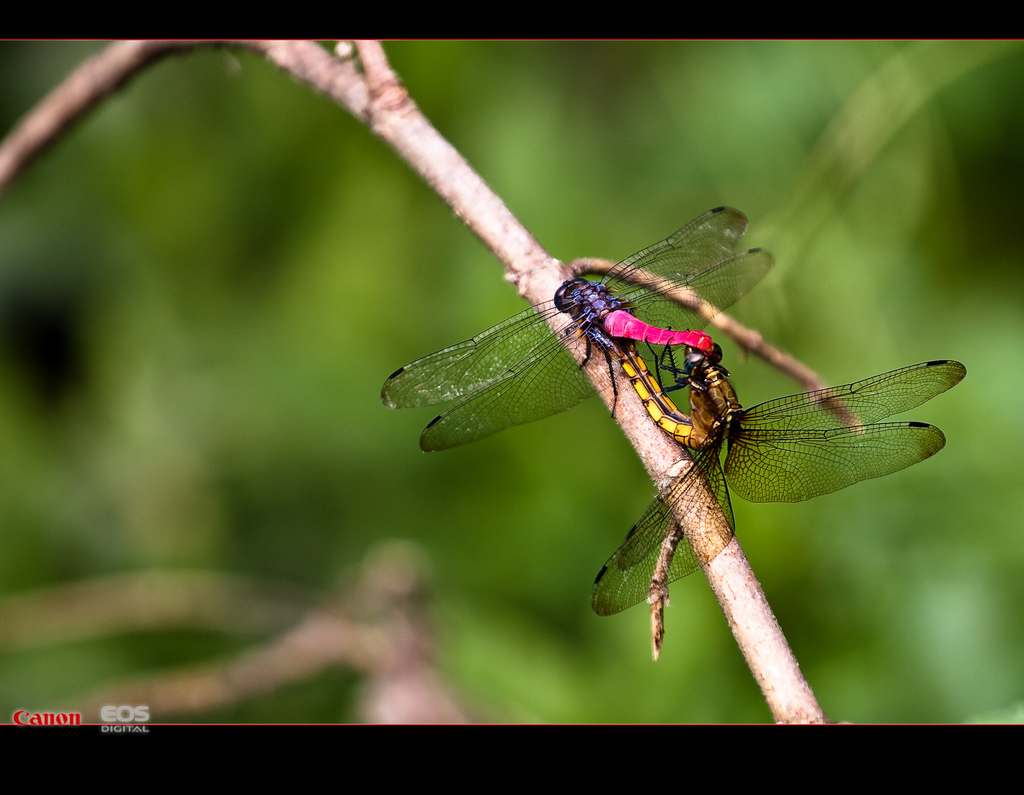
591, 448, 734, 616
606, 206, 750, 284
721, 360, 964, 503
418, 328, 594, 451
381, 302, 565, 408
725, 421, 947, 503
738, 360, 967, 431
605, 207, 774, 335
618, 248, 774, 336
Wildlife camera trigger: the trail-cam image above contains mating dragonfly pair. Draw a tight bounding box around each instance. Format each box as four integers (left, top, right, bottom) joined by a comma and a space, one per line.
382, 208, 966, 618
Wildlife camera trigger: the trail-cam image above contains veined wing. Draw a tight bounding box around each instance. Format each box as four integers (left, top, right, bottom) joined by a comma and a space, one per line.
381, 302, 566, 408
591, 447, 734, 616
724, 421, 948, 503
621, 248, 775, 340
606, 206, 750, 285
737, 360, 967, 432
723, 360, 965, 503
606, 207, 774, 336
418, 326, 594, 451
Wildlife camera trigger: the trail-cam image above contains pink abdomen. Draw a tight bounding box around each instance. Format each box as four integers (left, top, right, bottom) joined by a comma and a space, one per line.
604, 310, 712, 352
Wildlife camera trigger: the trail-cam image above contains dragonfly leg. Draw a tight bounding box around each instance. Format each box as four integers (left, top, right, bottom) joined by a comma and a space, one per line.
657, 345, 690, 394
600, 344, 621, 417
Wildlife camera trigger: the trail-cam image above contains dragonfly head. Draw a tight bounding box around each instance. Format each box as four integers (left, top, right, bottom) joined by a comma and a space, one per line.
679, 342, 727, 386
682, 340, 721, 369
554, 278, 623, 328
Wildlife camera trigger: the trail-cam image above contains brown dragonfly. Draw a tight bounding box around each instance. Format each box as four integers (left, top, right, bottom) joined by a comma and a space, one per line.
592, 347, 966, 617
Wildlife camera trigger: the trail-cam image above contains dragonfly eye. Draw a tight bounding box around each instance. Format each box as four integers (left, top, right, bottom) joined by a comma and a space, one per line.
680, 349, 704, 379
554, 278, 586, 312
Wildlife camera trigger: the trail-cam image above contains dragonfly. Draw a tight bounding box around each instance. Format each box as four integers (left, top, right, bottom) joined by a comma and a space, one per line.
591, 350, 967, 617
382, 207, 773, 451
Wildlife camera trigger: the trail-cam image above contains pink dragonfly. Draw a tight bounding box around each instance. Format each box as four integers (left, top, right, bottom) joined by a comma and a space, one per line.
383, 207, 772, 451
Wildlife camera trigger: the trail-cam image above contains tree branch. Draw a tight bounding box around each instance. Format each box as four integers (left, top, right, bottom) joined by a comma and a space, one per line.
0, 41, 205, 198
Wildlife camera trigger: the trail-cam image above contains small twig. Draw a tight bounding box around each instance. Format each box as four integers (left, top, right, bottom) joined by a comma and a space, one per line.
575, 256, 829, 394
0, 571, 315, 653
61, 547, 470, 723
0, 41, 204, 198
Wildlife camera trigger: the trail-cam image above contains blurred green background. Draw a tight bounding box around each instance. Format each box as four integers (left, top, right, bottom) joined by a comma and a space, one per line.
0, 41, 1021, 723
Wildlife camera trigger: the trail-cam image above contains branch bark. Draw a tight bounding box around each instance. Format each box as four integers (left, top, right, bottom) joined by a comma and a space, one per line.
0, 40, 828, 723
